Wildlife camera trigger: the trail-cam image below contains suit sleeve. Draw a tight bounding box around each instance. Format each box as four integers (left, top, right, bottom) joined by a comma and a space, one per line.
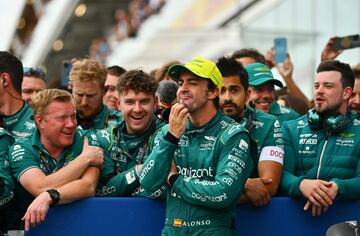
86, 129, 141, 197
279, 121, 306, 197
171, 129, 253, 209
139, 126, 177, 192
0, 135, 15, 207
331, 157, 360, 200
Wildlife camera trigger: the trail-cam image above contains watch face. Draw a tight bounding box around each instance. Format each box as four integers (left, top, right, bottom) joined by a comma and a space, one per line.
47, 189, 60, 206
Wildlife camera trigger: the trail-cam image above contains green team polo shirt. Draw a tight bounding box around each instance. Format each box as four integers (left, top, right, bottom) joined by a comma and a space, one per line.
77, 104, 122, 131
87, 115, 165, 198
3, 103, 35, 140
139, 111, 254, 235
8, 128, 84, 217
269, 102, 300, 123
238, 106, 283, 177
0, 128, 15, 207
280, 112, 360, 199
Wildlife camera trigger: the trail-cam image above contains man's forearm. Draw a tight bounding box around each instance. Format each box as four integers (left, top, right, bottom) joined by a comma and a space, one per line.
36, 155, 92, 194
56, 167, 99, 204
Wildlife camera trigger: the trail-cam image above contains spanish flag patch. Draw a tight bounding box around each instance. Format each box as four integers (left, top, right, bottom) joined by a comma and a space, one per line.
173, 219, 183, 227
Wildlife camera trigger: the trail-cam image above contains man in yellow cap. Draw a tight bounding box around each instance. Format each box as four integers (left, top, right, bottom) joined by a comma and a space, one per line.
139, 57, 254, 235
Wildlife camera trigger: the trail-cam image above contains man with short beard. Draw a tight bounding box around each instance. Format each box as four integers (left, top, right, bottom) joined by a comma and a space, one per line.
70, 59, 122, 131
349, 63, 360, 114
217, 56, 284, 206
139, 57, 254, 235
280, 60, 360, 216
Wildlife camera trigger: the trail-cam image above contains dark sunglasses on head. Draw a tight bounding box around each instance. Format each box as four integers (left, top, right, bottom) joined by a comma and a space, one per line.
23, 67, 45, 79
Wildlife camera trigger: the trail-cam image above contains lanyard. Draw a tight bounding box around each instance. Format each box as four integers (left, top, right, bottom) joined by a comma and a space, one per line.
103, 110, 110, 129
114, 129, 149, 173
38, 150, 66, 174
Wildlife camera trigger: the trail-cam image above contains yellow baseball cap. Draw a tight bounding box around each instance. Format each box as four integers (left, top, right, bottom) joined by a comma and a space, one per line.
168, 57, 222, 91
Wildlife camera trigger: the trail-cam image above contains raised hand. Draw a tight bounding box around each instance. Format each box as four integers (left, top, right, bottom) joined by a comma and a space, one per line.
168, 103, 189, 139
321, 37, 343, 61
82, 137, 104, 167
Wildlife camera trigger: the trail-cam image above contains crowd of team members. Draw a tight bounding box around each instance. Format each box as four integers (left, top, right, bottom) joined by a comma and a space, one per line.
0, 36, 360, 235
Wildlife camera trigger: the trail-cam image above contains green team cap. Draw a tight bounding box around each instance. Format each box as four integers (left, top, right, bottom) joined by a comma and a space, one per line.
168, 57, 223, 91
245, 63, 283, 88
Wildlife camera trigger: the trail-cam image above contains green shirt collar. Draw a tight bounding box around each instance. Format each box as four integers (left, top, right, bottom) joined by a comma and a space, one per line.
31, 128, 82, 160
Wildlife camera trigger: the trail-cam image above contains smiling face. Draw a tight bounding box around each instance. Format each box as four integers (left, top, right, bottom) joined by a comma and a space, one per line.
176, 71, 213, 114
248, 81, 275, 113
118, 90, 157, 135
219, 75, 248, 120
36, 100, 77, 151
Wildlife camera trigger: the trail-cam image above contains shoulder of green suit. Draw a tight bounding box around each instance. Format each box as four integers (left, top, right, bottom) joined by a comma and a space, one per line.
269, 102, 300, 122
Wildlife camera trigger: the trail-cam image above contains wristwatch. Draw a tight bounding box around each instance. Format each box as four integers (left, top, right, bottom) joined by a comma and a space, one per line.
46, 189, 60, 207
168, 174, 180, 187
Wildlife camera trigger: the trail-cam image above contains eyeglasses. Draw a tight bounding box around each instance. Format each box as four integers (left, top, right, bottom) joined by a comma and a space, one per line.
23, 67, 45, 80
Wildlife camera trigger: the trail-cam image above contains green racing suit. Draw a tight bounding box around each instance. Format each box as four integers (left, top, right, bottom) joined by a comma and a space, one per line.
139, 111, 254, 235
280, 111, 360, 199
87, 115, 166, 198
0, 128, 14, 208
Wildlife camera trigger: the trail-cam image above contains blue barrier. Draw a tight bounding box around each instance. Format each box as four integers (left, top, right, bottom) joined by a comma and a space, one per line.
26, 197, 360, 236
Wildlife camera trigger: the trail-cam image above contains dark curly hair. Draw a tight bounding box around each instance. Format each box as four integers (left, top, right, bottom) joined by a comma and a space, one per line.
117, 69, 158, 95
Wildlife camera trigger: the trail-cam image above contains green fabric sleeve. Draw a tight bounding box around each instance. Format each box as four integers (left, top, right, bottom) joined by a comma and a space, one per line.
96, 165, 140, 197
279, 121, 305, 197
332, 157, 360, 199
0, 135, 15, 207
139, 127, 177, 192
8, 142, 40, 181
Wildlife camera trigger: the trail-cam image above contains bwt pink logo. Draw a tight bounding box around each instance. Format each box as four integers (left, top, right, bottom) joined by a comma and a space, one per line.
270, 150, 283, 158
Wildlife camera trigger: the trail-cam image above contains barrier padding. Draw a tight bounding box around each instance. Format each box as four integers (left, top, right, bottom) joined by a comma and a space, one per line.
25, 197, 360, 236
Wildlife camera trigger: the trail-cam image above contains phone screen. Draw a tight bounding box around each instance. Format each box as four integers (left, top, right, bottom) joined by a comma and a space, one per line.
61, 61, 72, 88
333, 34, 360, 51
274, 37, 287, 64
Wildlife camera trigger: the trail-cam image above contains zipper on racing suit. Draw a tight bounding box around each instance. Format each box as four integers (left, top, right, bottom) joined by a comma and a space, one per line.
316, 132, 330, 179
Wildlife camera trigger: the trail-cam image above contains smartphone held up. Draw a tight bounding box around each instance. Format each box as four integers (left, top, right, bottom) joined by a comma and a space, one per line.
332, 34, 360, 51
274, 37, 287, 64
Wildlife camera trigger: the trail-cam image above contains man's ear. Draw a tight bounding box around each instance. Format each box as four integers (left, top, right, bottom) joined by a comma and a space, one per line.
344, 87, 353, 100
117, 98, 121, 111
35, 115, 44, 129
1, 73, 9, 87
245, 88, 250, 102
246, 87, 253, 105
208, 87, 219, 100
154, 95, 159, 110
